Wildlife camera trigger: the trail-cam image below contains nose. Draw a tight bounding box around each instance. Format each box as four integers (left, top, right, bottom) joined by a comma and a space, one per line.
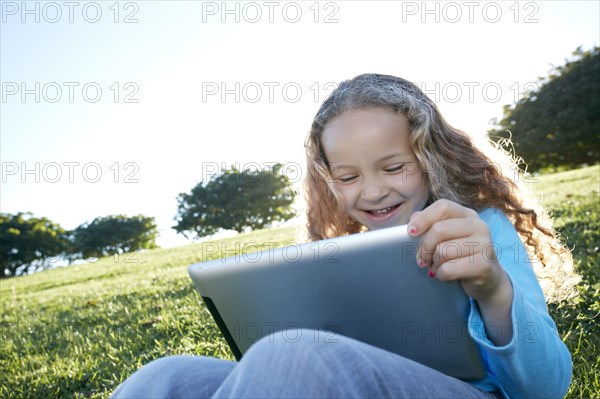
359, 176, 390, 203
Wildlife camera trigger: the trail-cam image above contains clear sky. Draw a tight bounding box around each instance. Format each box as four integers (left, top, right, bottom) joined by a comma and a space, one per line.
1, 0, 598, 248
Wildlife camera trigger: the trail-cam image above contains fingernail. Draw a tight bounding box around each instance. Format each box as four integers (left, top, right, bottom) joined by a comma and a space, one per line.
417, 258, 425, 267
408, 226, 417, 235
428, 270, 435, 278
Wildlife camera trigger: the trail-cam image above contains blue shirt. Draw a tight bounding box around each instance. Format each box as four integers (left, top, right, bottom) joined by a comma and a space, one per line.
470, 209, 572, 398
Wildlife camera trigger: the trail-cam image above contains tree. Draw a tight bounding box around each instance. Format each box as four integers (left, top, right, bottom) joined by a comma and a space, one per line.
72, 214, 158, 259
173, 163, 296, 238
489, 47, 599, 171
0, 213, 70, 278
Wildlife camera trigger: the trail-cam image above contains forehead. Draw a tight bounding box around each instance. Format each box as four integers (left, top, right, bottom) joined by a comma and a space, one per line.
321, 108, 412, 160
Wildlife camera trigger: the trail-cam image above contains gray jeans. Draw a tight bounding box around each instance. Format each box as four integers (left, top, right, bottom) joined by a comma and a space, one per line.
111, 329, 499, 398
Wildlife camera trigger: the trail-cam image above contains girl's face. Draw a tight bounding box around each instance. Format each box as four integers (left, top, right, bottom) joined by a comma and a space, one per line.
321, 107, 430, 230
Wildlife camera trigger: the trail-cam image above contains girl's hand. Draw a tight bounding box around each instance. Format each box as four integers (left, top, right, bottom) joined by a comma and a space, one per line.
407, 199, 514, 345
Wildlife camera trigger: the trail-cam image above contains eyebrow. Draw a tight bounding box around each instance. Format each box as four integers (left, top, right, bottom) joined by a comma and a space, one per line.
331, 153, 412, 170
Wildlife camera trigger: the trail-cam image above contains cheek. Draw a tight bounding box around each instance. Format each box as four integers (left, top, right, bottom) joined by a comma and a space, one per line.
413, 176, 430, 199
416, 170, 430, 198
331, 184, 356, 210
393, 173, 428, 199
327, 182, 351, 211
416, 181, 430, 207
406, 165, 428, 193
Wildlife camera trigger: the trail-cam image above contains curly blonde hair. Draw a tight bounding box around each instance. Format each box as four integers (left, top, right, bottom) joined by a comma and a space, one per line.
304, 73, 578, 302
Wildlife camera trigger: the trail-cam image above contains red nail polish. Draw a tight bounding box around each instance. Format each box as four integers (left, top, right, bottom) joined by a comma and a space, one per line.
408, 226, 417, 235
417, 259, 424, 267
428, 270, 435, 278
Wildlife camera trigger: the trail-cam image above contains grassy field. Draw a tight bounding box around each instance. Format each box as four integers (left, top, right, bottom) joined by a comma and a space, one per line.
1, 165, 598, 398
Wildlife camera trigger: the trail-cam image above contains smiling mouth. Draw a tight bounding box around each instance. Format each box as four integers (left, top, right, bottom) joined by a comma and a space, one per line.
366, 204, 401, 215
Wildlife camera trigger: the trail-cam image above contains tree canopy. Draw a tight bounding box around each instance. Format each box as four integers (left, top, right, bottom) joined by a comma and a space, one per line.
1, 212, 70, 278
173, 163, 296, 238
489, 47, 599, 171
72, 214, 159, 259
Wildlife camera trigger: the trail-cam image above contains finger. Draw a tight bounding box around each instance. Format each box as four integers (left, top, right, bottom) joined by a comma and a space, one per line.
429, 236, 490, 269
408, 199, 478, 238
416, 218, 488, 266
433, 254, 491, 282
434, 256, 505, 302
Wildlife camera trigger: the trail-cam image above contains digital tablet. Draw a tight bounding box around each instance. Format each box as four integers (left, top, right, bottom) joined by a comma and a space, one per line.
188, 225, 485, 380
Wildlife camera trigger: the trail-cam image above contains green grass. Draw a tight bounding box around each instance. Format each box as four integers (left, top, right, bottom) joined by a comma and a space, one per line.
535, 165, 600, 398
1, 165, 599, 398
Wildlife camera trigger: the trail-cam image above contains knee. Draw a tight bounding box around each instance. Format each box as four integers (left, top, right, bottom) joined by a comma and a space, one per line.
111, 355, 189, 398
137, 355, 235, 378
111, 355, 235, 399
127, 355, 193, 378
243, 328, 346, 365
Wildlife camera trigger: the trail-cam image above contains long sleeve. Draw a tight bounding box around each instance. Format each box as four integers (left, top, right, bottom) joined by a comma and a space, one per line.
469, 208, 572, 399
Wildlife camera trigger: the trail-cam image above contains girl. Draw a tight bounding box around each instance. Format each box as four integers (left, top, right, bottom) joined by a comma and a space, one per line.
111, 74, 577, 399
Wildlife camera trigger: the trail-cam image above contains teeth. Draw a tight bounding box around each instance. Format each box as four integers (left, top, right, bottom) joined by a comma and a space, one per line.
373, 206, 393, 214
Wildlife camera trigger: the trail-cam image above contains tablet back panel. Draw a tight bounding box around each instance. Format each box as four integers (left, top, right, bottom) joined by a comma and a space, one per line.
188, 225, 485, 380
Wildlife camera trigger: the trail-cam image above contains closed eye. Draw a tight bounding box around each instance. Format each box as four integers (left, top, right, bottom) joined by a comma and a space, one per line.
338, 175, 358, 183
384, 164, 406, 173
